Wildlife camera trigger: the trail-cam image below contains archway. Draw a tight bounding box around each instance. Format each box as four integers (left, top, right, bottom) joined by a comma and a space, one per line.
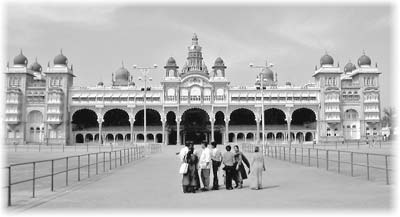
76, 134, 84, 143
166, 111, 177, 145
305, 132, 313, 141
72, 109, 98, 130
137, 134, 144, 142
156, 133, 163, 143
85, 134, 94, 143
106, 134, 114, 142
343, 109, 360, 140
27, 110, 44, 143
181, 108, 210, 144
228, 133, 235, 143
214, 111, 225, 144
291, 108, 316, 128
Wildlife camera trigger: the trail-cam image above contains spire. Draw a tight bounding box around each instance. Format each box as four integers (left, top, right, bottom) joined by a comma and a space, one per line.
121, 60, 124, 68
60, 48, 63, 55
20, 49, 23, 55
192, 33, 198, 46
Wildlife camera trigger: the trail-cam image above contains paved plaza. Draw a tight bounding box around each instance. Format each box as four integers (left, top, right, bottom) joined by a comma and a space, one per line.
8, 145, 392, 212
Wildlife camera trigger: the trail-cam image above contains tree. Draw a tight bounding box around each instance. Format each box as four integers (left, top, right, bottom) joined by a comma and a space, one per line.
382, 107, 396, 140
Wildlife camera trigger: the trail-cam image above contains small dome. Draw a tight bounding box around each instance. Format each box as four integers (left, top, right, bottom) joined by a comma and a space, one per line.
320, 53, 334, 66
167, 57, 176, 65
285, 81, 292, 86
54, 50, 68, 66
115, 67, 130, 81
344, 61, 356, 73
357, 53, 371, 67
13, 50, 28, 66
29, 58, 42, 72
261, 67, 274, 80
214, 57, 224, 65
97, 81, 104, 86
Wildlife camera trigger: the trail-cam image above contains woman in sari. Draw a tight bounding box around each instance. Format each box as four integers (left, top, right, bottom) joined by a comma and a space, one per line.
182, 144, 199, 193
249, 146, 266, 190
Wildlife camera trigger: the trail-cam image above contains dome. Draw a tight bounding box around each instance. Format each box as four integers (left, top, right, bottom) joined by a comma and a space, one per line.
53, 50, 68, 66
167, 57, 176, 65
261, 67, 274, 80
97, 81, 104, 86
344, 61, 356, 73
13, 50, 28, 66
320, 53, 334, 66
115, 67, 130, 81
29, 58, 42, 72
357, 54, 371, 67
214, 57, 224, 65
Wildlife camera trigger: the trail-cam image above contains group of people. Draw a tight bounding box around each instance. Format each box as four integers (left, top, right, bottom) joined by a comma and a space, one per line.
178, 141, 266, 193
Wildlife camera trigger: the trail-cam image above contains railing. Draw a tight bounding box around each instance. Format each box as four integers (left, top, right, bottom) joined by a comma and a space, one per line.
5, 143, 161, 153
241, 144, 393, 185
4, 146, 147, 207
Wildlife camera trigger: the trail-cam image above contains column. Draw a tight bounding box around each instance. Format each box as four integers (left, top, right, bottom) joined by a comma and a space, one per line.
256, 117, 261, 145
161, 118, 166, 145
316, 118, 320, 143
210, 117, 215, 142
129, 118, 134, 145
287, 116, 292, 147
98, 117, 104, 146
225, 118, 229, 145
176, 117, 181, 145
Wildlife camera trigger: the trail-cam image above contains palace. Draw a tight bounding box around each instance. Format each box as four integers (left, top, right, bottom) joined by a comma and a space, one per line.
4, 34, 382, 146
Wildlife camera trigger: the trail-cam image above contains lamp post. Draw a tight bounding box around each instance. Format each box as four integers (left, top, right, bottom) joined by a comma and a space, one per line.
133, 64, 157, 146
249, 60, 274, 154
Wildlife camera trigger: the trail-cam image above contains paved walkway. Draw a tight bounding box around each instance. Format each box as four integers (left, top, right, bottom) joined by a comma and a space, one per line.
16, 146, 391, 211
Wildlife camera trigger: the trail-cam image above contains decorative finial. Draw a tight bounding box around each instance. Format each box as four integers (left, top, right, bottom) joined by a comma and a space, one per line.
7, 61, 9, 68
48, 61, 50, 67
71, 64, 73, 71
337, 62, 340, 67
315, 65, 317, 70
324, 49, 328, 55
375, 62, 378, 68
20, 49, 23, 55
362, 49, 365, 55
60, 49, 63, 54
121, 60, 124, 68
275, 72, 278, 82
35, 57, 38, 63
265, 60, 268, 67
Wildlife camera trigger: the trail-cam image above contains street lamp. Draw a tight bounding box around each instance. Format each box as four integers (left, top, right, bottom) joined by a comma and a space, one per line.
133, 64, 157, 146
250, 60, 274, 154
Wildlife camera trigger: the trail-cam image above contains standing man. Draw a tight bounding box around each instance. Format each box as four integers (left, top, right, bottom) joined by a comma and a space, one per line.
199, 141, 211, 191
211, 141, 222, 190
222, 145, 235, 190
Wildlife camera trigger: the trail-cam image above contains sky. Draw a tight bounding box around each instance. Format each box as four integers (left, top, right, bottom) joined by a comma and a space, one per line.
4, 3, 393, 108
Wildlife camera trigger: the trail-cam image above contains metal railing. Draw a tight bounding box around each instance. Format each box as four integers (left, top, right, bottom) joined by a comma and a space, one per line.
241, 144, 393, 185
4, 146, 148, 207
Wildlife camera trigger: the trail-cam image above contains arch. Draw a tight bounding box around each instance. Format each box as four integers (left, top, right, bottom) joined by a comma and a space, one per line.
85, 134, 93, 142
147, 133, 154, 141
246, 132, 254, 140
181, 108, 210, 144
115, 134, 124, 141
229, 108, 256, 125
305, 132, 313, 141
94, 134, 99, 141
344, 109, 359, 120
215, 111, 225, 125
156, 133, 163, 143
229, 133, 235, 143
267, 132, 275, 140
264, 108, 286, 125
291, 108, 317, 128
28, 110, 43, 123
76, 134, 84, 143
276, 132, 284, 140
134, 109, 162, 126
103, 108, 129, 127
190, 86, 201, 96
237, 133, 245, 141
137, 134, 144, 141
296, 132, 304, 143
72, 108, 98, 131
125, 134, 131, 141
106, 134, 114, 142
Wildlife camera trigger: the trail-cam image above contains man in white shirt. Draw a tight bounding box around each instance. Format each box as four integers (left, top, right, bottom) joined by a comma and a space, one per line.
178, 143, 189, 163
210, 141, 222, 190
199, 141, 211, 191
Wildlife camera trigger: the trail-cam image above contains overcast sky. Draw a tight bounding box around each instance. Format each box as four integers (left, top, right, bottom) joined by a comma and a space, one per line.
5, 3, 393, 108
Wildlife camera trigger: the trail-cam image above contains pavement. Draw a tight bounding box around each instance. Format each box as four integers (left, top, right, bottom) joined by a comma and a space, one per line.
11, 146, 392, 211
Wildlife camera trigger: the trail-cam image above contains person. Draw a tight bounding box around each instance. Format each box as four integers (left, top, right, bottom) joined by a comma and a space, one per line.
211, 141, 222, 190
178, 142, 189, 163
233, 145, 250, 189
199, 141, 211, 191
222, 145, 235, 190
249, 146, 266, 190
182, 143, 199, 193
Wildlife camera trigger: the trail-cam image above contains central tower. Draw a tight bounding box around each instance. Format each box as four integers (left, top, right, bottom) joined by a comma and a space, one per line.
182, 33, 208, 75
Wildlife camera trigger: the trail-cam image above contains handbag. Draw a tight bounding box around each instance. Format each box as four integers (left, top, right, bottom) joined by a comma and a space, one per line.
179, 162, 189, 174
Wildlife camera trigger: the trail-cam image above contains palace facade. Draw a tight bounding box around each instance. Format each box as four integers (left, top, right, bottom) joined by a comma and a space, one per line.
4, 34, 382, 146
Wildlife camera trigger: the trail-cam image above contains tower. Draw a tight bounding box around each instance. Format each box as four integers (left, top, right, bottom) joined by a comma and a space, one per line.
44, 50, 75, 145
181, 33, 208, 75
